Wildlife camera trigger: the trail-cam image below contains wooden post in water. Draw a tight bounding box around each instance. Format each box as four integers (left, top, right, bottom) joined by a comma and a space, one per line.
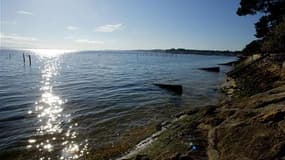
28, 55, 31, 66
22, 53, 25, 64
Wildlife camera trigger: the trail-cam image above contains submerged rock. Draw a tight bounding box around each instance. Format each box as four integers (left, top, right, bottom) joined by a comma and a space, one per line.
199, 67, 220, 72
154, 83, 183, 95
218, 61, 237, 66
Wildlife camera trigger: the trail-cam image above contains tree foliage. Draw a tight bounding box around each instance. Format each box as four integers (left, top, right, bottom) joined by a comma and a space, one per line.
262, 20, 285, 53
242, 40, 263, 55
237, 0, 285, 54
237, 0, 285, 38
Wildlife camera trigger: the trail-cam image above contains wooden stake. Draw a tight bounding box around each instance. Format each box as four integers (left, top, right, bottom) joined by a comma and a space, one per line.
23, 53, 25, 64
28, 55, 31, 66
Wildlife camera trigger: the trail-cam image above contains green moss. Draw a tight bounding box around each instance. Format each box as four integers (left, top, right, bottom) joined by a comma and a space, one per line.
87, 124, 157, 159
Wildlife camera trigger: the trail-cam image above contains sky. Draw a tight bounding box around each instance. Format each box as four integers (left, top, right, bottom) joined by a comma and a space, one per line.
0, 0, 260, 51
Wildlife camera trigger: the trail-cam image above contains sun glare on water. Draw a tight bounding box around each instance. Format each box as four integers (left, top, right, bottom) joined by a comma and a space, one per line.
29, 49, 76, 57
26, 51, 88, 160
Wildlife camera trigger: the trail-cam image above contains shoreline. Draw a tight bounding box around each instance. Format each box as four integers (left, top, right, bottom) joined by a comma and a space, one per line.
0, 49, 233, 160
116, 53, 285, 160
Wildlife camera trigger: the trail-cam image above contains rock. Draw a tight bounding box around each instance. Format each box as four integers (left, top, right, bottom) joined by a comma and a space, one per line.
259, 110, 285, 123
178, 155, 193, 160
135, 154, 150, 160
218, 61, 237, 66
221, 77, 237, 96
156, 121, 170, 131
203, 105, 218, 116
154, 83, 183, 95
170, 153, 194, 160
199, 67, 220, 72
205, 118, 225, 126
197, 123, 211, 130
175, 112, 187, 118
278, 121, 285, 133
170, 153, 181, 160
123, 55, 285, 160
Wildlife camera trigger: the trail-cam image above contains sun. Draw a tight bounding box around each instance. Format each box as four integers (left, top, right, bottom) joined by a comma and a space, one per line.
28, 49, 76, 57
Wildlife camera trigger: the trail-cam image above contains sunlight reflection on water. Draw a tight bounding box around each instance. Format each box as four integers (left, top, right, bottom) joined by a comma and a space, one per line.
27, 51, 88, 160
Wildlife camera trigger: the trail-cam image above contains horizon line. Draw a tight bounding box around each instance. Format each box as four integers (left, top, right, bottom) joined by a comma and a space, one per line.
0, 47, 241, 52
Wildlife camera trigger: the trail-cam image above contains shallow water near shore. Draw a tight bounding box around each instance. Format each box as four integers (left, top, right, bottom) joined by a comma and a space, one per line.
0, 49, 235, 159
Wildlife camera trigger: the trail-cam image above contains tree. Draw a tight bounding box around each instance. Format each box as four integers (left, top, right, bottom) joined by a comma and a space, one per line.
262, 20, 285, 53
242, 40, 263, 55
237, 0, 285, 38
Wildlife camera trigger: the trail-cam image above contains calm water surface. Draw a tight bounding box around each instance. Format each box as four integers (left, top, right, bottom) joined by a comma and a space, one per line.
0, 49, 236, 159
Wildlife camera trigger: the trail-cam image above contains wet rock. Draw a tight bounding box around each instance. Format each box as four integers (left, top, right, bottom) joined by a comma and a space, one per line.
185, 108, 200, 115
154, 83, 183, 95
175, 112, 186, 118
199, 67, 220, 72
170, 153, 194, 160
170, 153, 181, 160
135, 154, 150, 160
221, 77, 237, 96
202, 105, 218, 116
219, 61, 237, 66
156, 121, 170, 131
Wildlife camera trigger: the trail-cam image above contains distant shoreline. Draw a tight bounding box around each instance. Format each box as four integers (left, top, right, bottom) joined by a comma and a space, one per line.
133, 48, 240, 57
0, 48, 240, 57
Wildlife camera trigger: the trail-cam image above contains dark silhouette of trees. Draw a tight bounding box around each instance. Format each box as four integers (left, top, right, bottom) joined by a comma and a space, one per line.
242, 40, 262, 55
237, 0, 285, 53
237, 0, 285, 38
262, 20, 285, 52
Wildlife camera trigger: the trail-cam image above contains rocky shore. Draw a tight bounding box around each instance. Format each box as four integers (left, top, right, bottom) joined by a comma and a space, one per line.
121, 54, 285, 160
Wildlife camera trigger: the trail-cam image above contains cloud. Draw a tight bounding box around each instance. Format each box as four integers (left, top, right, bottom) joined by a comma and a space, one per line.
94, 24, 123, 32
0, 32, 37, 41
67, 26, 78, 31
75, 39, 104, 45
0, 32, 38, 48
16, 10, 33, 16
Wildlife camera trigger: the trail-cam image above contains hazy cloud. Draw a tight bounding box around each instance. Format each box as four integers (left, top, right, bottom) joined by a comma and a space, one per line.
0, 32, 38, 48
67, 26, 78, 31
0, 32, 37, 41
16, 10, 33, 16
75, 39, 104, 44
95, 24, 123, 32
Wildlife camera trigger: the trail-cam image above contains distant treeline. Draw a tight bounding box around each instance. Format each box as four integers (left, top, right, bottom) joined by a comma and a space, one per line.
0, 48, 240, 57
134, 48, 240, 56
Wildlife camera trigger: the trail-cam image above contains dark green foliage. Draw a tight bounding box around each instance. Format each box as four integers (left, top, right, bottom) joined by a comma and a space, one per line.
242, 40, 263, 55
237, 0, 285, 54
255, 16, 270, 38
237, 0, 285, 38
262, 20, 285, 53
